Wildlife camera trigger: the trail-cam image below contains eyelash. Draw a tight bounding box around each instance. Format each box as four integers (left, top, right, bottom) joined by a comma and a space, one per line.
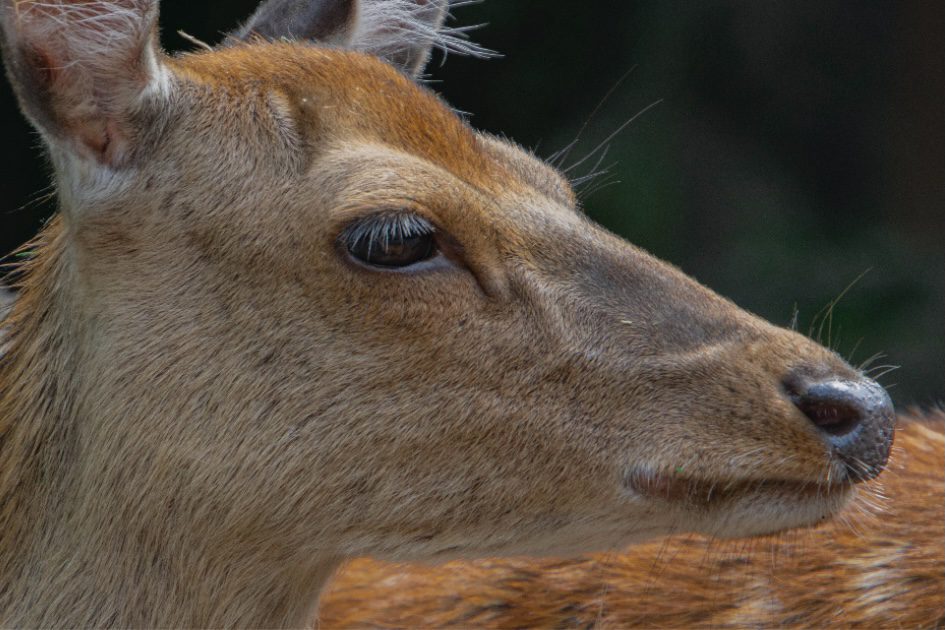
342, 213, 435, 253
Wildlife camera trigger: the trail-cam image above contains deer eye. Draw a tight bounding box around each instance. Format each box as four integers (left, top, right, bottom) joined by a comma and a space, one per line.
342, 213, 437, 268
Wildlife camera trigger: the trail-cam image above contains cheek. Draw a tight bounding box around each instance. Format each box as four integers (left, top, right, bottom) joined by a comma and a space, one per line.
303, 266, 483, 340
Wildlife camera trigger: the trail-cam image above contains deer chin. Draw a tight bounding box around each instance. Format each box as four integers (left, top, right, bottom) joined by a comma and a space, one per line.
623, 467, 857, 539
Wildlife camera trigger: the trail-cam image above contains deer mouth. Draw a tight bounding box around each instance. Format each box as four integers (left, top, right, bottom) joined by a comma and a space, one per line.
623, 467, 855, 510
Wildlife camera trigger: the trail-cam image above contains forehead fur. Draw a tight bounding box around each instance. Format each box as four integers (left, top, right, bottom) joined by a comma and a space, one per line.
169, 42, 510, 192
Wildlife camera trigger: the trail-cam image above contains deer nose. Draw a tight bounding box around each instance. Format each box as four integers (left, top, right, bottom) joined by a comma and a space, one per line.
784, 376, 895, 482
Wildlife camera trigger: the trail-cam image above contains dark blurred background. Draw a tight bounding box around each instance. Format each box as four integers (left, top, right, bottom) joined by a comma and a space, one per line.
1, 1, 942, 405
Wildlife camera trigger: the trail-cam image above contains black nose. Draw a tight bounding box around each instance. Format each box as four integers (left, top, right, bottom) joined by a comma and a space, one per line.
784, 377, 895, 482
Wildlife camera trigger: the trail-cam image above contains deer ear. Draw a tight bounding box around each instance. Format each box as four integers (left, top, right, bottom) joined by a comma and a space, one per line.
356, 0, 448, 77
234, 0, 456, 78
234, 0, 360, 46
0, 0, 166, 168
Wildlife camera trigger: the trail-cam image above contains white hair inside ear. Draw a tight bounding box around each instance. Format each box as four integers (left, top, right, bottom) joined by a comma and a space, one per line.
234, 0, 494, 78
0, 0, 167, 170
352, 0, 493, 76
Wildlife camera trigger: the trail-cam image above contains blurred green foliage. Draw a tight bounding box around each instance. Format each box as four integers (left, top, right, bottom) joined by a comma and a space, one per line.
1, 1, 942, 403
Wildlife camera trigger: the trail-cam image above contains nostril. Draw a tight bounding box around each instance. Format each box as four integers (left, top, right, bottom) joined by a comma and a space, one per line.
782, 373, 895, 482
782, 377, 869, 439
791, 397, 862, 437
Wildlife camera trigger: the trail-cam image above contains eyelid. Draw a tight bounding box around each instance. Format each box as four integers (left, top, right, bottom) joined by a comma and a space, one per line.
341, 212, 436, 250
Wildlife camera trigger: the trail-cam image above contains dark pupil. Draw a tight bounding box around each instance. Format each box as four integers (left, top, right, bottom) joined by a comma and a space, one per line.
350, 232, 435, 267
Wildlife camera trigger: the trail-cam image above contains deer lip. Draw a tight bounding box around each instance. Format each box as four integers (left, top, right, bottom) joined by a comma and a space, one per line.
623, 468, 853, 506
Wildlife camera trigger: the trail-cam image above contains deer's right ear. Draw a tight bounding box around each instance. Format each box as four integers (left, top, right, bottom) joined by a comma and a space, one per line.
233, 0, 359, 46
233, 0, 464, 79
0, 0, 167, 168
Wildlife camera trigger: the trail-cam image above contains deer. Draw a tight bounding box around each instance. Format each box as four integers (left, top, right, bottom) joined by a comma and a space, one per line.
0, 0, 899, 627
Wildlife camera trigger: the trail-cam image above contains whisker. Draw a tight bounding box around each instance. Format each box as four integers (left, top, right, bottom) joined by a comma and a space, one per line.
857, 351, 886, 372
579, 175, 622, 201
868, 365, 901, 381
845, 337, 864, 366
808, 268, 871, 343
547, 65, 638, 169
570, 145, 612, 188
563, 99, 664, 175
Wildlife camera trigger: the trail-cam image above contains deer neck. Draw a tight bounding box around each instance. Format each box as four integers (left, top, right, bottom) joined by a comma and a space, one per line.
3, 519, 339, 627
0, 220, 338, 627
0, 220, 80, 590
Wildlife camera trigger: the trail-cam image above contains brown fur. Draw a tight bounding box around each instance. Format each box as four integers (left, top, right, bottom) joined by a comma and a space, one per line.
321, 412, 945, 628
0, 2, 907, 627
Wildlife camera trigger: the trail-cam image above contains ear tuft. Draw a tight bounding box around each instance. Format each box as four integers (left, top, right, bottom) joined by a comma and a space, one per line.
353, 0, 491, 77
0, 0, 165, 166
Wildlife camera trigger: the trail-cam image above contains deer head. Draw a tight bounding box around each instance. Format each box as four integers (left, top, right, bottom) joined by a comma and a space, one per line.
0, 0, 895, 626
